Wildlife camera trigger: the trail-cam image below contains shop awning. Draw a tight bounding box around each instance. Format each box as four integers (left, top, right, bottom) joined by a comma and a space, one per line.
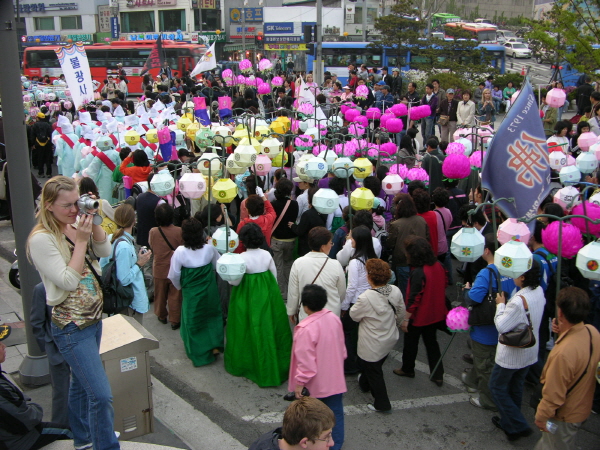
223, 43, 257, 52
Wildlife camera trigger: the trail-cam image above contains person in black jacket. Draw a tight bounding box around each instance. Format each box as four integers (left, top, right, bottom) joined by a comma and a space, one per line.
288, 187, 327, 257
0, 325, 73, 450
438, 88, 459, 142
576, 76, 594, 115
31, 112, 53, 178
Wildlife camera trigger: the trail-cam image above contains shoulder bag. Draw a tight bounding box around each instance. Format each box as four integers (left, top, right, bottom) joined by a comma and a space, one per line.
467, 267, 501, 326
498, 295, 536, 348
296, 257, 329, 316
158, 226, 176, 251
271, 199, 291, 233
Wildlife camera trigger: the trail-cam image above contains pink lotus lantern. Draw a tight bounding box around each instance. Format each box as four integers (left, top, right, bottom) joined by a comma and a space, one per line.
349, 123, 365, 137
340, 102, 356, 115
389, 163, 408, 179
446, 142, 465, 155
409, 105, 431, 121
391, 103, 408, 117
345, 108, 360, 122
386, 118, 404, 133
497, 218, 531, 244
382, 173, 404, 195
542, 221, 584, 259
271, 76, 283, 87
258, 58, 272, 71
546, 88, 567, 108
222, 69, 234, 85
236, 74, 246, 86
254, 154, 272, 176
571, 202, 600, 236
298, 102, 314, 116
295, 134, 313, 149
469, 150, 485, 169
578, 132, 598, 151
380, 142, 397, 156
355, 85, 369, 100
353, 115, 368, 127
442, 154, 471, 179
257, 83, 271, 95
406, 167, 429, 183
446, 306, 470, 332
379, 113, 393, 129
239, 59, 252, 73
366, 108, 381, 120
554, 185, 581, 211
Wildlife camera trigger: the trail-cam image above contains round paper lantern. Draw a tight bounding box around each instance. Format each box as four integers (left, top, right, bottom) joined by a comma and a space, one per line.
542, 221, 583, 259
124, 130, 141, 146
442, 154, 471, 179
179, 172, 207, 199
576, 151, 598, 174
386, 118, 404, 133
328, 115, 343, 128
312, 188, 340, 214
350, 187, 375, 210
451, 227, 485, 262
225, 154, 247, 175
23, 94, 31, 102
195, 128, 215, 148
46, 92, 56, 101
590, 192, 600, 206
305, 157, 328, 180
406, 167, 429, 184
198, 152, 222, 176
318, 149, 337, 169
578, 132, 597, 152
212, 178, 238, 203
590, 142, 600, 159
571, 202, 600, 236
382, 173, 404, 195
566, 154, 576, 166
497, 218, 531, 244
295, 159, 313, 182
391, 103, 408, 117
212, 227, 239, 253
455, 137, 473, 156
254, 154, 272, 176
549, 150, 567, 170
63, 101, 73, 110
183, 122, 198, 140
559, 165, 581, 185
238, 136, 262, 152
332, 157, 353, 178
546, 88, 567, 108
353, 157, 373, 179
150, 170, 175, 196
146, 128, 158, 143
304, 127, 320, 141
212, 125, 234, 146
234, 144, 258, 167
366, 107, 381, 120
494, 240, 533, 279
177, 117, 192, 131
272, 151, 288, 167
554, 186, 581, 211
260, 137, 283, 158
446, 306, 470, 332
217, 252, 247, 281
576, 241, 600, 280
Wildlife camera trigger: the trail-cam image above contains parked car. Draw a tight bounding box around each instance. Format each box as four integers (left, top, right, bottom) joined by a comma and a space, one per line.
504, 42, 532, 58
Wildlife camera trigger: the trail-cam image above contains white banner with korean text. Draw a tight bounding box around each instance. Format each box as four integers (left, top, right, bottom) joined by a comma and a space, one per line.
54, 43, 94, 110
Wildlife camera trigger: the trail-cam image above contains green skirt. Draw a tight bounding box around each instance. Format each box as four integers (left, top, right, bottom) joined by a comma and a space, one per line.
224, 271, 292, 387
180, 263, 224, 367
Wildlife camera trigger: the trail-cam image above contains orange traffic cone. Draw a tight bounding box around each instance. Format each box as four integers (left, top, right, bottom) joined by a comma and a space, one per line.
521, 66, 526, 76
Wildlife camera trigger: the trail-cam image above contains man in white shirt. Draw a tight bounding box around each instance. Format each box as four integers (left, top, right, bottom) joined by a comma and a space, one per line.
294, 177, 313, 222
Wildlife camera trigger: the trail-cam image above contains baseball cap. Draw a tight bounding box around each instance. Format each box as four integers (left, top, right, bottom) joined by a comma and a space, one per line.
0, 324, 11, 342
447, 88, 455, 94
392, 68, 400, 72
382, 66, 389, 71
293, 176, 314, 183
376, 81, 386, 86
343, 85, 351, 90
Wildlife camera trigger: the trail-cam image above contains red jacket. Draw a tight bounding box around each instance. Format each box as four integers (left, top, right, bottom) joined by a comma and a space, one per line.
120, 154, 153, 185
405, 262, 448, 327
418, 211, 439, 256
235, 199, 276, 252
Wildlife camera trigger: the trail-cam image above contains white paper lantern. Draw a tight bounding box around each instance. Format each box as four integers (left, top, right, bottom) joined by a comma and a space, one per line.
212, 226, 239, 253
150, 170, 175, 196
318, 149, 337, 169
305, 157, 328, 180
576, 151, 599, 174
312, 188, 340, 214
494, 240, 533, 279
179, 172, 207, 199
455, 137, 473, 156
212, 125, 235, 146
305, 127, 319, 141
198, 152, 222, 176
328, 115, 343, 128
332, 157, 353, 178
382, 174, 404, 195
590, 192, 600, 206
295, 159, 313, 182
559, 166, 581, 185
233, 144, 258, 167
451, 227, 485, 262
225, 154, 247, 175
497, 218, 531, 245
576, 241, 600, 281
549, 151, 567, 170
553, 186, 581, 211
254, 154, 272, 176
260, 137, 283, 159
216, 252, 247, 282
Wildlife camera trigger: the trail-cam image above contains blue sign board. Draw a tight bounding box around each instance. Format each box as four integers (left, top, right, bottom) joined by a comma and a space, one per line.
110, 17, 119, 39
229, 7, 264, 23
264, 22, 294, 34
264, 35, 303, 43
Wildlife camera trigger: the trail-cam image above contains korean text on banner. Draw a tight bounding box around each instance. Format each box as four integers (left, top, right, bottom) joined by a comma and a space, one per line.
54, 43, 94, 110
190, 42, 217, 77
481, 81, 551, 220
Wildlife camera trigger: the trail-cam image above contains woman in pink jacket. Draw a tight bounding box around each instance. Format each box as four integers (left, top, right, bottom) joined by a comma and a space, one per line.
289, 284, 347, 450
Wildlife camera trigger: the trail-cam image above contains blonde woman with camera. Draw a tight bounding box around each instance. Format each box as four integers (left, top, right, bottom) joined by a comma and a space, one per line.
27, 176, 120, 450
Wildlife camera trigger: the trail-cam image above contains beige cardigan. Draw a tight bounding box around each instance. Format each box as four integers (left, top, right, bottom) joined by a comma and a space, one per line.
29, 231, 111, 306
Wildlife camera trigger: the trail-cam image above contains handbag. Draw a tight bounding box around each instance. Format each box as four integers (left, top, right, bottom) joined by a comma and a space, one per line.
467, 267, 501, 326
98, 201, 118, 236
498, 295, 536, 348
438, 115, 449, 126
296, 258, 329, 317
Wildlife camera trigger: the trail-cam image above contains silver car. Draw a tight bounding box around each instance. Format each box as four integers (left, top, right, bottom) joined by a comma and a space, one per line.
504, 42, 531, 59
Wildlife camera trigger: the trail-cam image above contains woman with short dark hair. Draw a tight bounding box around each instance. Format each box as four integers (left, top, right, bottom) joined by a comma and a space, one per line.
236, 189, 276, 252
168, 217, 223, 366
120, 149, 153, 185
289, 187, 328, 257
224, 223, 292, 387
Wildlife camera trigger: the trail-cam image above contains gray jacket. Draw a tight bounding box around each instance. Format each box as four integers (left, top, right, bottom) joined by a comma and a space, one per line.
30, 283, 65, 366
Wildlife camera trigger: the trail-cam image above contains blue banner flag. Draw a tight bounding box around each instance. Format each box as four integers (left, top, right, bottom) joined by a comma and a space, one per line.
481, 81, 551, 220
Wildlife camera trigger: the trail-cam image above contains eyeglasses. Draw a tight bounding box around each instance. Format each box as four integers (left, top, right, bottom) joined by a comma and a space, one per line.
315, 432, 332, 444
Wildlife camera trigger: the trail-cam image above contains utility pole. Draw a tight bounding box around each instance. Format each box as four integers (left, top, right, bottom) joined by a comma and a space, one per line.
362, 0, 368, 42
315, 0, 323, 85
0, 0, 48, 386
241, 8, 246, 61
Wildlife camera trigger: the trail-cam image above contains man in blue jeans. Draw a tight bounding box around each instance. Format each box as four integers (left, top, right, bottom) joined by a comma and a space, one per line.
420, 83, 438, 146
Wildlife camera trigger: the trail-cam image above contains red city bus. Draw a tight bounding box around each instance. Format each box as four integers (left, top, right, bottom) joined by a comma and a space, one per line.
444, 22, 498, 44
22, 40, 207, 95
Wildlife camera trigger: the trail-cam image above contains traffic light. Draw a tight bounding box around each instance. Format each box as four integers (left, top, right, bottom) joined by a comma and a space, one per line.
303, 25, 313, 43
255, 32, 264, 48
307, 44, 315, 54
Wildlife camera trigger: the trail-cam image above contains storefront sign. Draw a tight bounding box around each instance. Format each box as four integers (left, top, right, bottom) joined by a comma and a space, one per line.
229, 7, 263, 23
192, 0, 216, 8
111, 18, 120, 39
67, 34, 93, 42
14, 2, 78, 13
202, 32, 227, 42
125, 0, 158, 7
264, 36, 303, 43
264, 23, 294, 34
123, 31, 208, 42
98, 6, 111, 33
22, 34, 61, 42
157, 0, 177, 5
235, 27, 256, 32
265, 44, 307, 51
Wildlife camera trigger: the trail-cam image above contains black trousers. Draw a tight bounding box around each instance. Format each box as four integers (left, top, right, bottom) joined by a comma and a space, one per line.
30, 422, 72, 450
36, 144, 53, 176
358, 355, 391, 411
402, 322, 444, 380
342, 312, 359, 374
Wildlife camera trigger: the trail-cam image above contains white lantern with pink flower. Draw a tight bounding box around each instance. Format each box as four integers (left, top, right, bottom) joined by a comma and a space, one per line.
497, 218, 531, 245
554, 185, 581, 211
549, 151, 567, 170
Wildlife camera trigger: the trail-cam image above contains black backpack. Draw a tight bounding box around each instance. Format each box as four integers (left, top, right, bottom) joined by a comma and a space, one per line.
100, 237, 135, 316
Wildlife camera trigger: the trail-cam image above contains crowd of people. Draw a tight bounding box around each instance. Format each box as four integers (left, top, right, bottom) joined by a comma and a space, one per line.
2, 62, 600, 450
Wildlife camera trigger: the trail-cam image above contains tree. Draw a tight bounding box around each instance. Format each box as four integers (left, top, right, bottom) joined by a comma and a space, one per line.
374, 0, 496, 80
527, 0, 600, 76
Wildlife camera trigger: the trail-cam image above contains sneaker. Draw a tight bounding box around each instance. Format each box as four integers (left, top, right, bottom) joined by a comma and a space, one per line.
357, 374, 369, 393
75, 445, 93, 450
461, 371, 477, 392
469, 396, 484, 408
367, 403, 392, 413
462, 353, 474, 365
392, 368, 415, 378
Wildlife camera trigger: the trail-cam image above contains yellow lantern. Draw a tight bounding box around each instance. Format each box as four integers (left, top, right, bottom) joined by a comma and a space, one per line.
232, 126, 249, 143
238, 136, 262, 152
254, 125, 270, 141
124, 130, 140, 146
226, 154, 247, 175
198, 152, 222, 177
269, 118, 289, 136
146, 128, 158, 143
350, 187, 375, 210
272, 151, 289, 167
212, 178, 238, 203
353, 157, 373, 179
186, 122, 200, 140
261, 137, 283, 159
177, 117, 192, 131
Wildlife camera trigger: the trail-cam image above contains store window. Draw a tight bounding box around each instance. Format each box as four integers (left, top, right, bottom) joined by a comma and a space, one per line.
34, 17, 54, 31
159, 9, 185, 32
61, 15, 82, 30
120, 11, 155, 33
193, 9, 219, 31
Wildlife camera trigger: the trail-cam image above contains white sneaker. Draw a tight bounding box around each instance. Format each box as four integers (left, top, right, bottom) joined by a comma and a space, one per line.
74, 445, 92, 450
114, 431, 121, 439
469, 396, 484, 408
461, 371, 477, 393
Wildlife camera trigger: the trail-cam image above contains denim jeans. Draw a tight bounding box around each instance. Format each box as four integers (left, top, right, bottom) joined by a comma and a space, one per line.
395, 265, 410, 299
318, 393, 344, 450
489, 363, 531, 435
51, 321, 120, 450
421, 116, 435, 145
